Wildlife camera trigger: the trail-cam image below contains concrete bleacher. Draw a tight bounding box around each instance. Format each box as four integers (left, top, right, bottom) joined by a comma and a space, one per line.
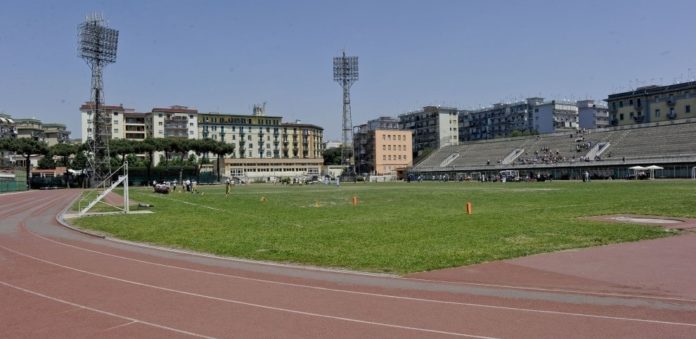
607, 122, 696, 159
413, 120, 696, 172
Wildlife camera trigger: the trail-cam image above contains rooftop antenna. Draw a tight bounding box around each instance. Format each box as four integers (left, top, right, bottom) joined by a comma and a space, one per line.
78, 12, 118, 186
333, 50, 359, 171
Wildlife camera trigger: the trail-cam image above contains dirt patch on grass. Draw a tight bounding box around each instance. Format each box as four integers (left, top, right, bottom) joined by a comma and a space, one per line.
583, 214, 696, 231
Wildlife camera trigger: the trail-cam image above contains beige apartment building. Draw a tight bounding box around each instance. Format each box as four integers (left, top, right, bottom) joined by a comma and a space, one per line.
606, 81, 696, 126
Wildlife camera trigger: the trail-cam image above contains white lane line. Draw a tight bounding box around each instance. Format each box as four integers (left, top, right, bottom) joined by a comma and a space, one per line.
404, 276, 696, 304
147, 194, 225, 212
0, 280, 214, 339
102, 320, 137, 332
0, 244, 497, 339
32, 229, 696, 315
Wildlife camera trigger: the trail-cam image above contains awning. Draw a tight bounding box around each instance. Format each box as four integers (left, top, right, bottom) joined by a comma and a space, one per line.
646, 165, 664, 170
628, 166, 647, 170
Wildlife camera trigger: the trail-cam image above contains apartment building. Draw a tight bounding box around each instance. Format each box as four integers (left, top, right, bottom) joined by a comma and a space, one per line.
354, 117, 412, 175
42, 123, 71, 146
577, 100, 610, 129
149, 106, 198, 139
0, 113, 17, 139
198, 105, 323, 180
80, 103, 127, 143
606, 81, 696, 126
399, 106, 459, 156
460, 98, 579, 141
532, 100, 579, 134
460, 98, 543, 141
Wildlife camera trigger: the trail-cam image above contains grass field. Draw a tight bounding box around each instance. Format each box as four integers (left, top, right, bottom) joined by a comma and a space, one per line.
72, 181, 696, 274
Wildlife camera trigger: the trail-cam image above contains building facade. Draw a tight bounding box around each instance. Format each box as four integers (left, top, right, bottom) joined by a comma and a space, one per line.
399, 106, 459, 156
0, 113, 17, 139
14, 118, 45, 141
198, 106, 324, 180
459, 98, 579, 141
460, 98, 543, 141
80, 102, 324, 180
42, 123, 71, 146
532, 100, 579, 134
354, 118, 413, 175
606, 81, 696, 126
577, 100, 610, 129
149, 106, 198, 139
80, 103, 127, 143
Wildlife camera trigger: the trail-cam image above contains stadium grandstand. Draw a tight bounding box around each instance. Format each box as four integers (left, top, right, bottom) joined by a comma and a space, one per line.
411, 119, 696, 180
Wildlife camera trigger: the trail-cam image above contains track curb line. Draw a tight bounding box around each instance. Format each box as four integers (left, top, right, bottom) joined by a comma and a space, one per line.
55, 190, 106, 239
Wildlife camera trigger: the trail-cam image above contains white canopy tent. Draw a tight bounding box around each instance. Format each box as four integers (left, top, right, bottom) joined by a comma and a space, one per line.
646, 165, 663, 180
628, 166, 647, 179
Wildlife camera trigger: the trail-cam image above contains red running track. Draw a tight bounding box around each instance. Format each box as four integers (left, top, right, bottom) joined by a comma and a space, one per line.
1, 190, 695, 338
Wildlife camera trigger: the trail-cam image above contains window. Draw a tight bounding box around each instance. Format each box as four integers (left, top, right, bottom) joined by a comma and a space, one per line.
382, 145, 386, 150
687, 105, 691, 113
158, 122, 163, 126
655, 109, 660, 117
619, 101, 623, 108
113, 128, 119, 133
382, 155, 386, 160
619, 113, 624, 120
190, 123, 193, 126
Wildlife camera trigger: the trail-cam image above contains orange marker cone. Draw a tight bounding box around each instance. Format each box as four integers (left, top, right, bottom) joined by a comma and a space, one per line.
466, 202, 472, 215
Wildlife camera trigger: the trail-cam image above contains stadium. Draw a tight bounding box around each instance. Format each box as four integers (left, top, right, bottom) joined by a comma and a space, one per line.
411, 118, 696, 181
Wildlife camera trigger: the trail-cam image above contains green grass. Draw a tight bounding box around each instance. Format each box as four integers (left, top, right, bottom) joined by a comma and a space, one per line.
72, 181, 695, 274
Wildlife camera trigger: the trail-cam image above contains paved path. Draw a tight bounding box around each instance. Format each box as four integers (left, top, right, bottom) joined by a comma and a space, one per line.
1, 190, 695, 338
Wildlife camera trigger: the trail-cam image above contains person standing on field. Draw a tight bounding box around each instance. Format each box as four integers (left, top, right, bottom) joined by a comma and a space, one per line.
225, 178, 231, 197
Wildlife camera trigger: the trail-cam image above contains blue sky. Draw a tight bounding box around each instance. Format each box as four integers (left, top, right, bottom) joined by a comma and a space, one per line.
1, 0, 695, 140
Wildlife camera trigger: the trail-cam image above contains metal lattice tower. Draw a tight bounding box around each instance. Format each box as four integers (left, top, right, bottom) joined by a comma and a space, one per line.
333, 51, 359, 170
78, 13, 118, 186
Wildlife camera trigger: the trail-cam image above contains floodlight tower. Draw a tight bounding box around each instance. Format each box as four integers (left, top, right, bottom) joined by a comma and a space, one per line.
78, 13, 119, 186
333, 51, 359, 171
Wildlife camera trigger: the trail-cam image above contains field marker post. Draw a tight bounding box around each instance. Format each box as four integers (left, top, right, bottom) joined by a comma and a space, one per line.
466, 202, 472, 215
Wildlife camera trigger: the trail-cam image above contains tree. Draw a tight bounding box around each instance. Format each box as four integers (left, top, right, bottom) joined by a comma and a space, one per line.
72, 151, 88, 170
49, 143, 78, 167
213, 142, 235, 182
0, 138, 49, 188
37, 155, 56, 169
322, 147, 342, 165
109, 139, 136, 166
138, 139, 158, 184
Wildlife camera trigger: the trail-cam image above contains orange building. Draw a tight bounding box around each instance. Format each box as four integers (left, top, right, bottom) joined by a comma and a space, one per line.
356, 129, 412, 175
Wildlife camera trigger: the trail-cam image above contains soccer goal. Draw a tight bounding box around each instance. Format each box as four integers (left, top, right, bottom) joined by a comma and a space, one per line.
78, 161, 130, 216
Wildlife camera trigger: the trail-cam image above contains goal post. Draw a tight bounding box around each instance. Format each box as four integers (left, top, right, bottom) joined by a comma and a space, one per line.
78, 161, 130, 216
